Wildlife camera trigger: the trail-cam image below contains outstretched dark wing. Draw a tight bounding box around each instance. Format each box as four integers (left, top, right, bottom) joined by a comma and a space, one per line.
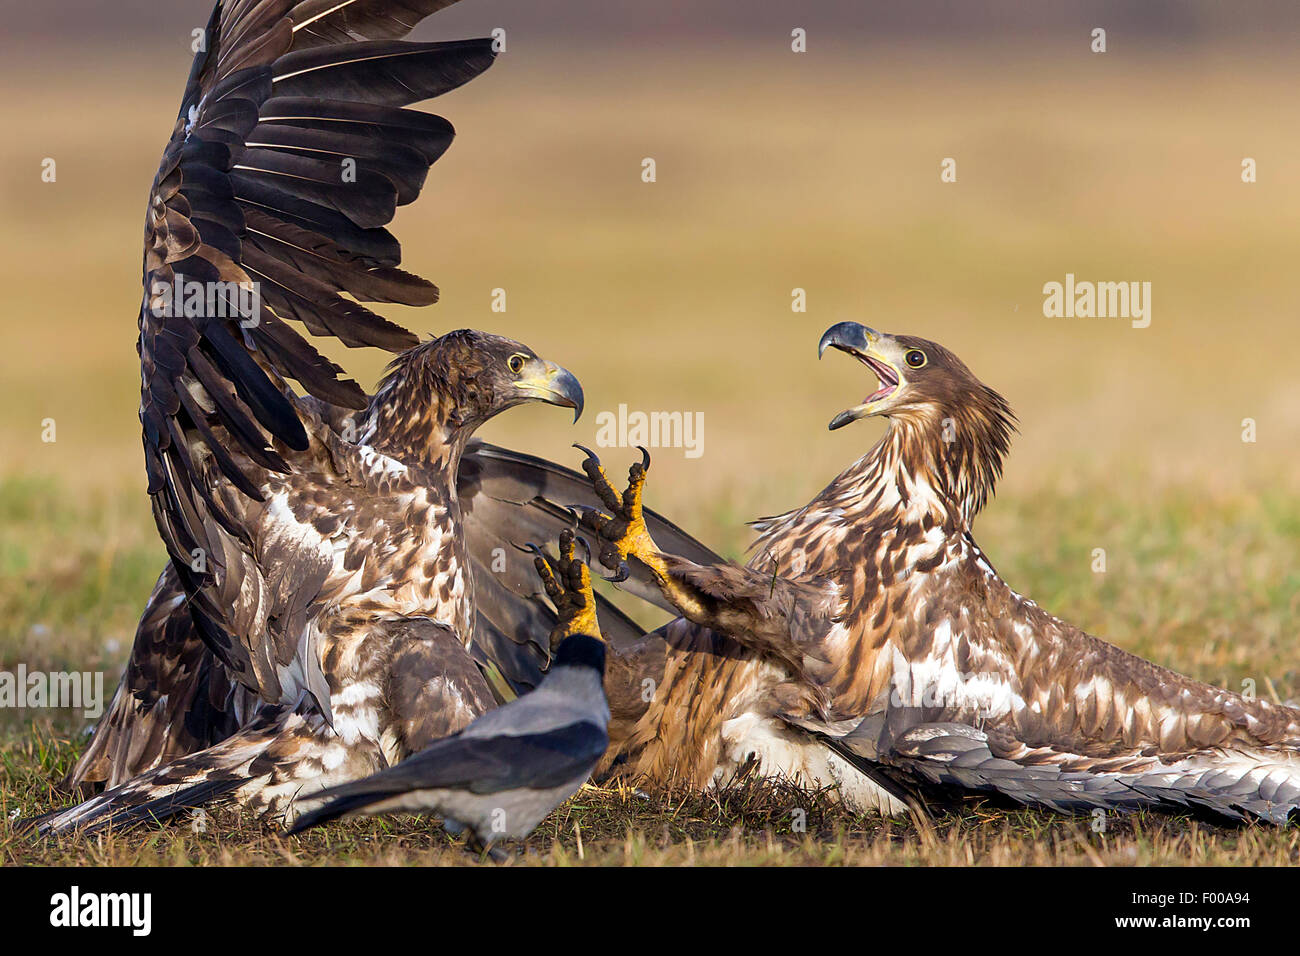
138, 0, 493, 696
458, 441, 724, 694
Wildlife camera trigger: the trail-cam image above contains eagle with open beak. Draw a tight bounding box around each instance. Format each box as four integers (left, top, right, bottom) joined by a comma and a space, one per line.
579, 322, 1300, 823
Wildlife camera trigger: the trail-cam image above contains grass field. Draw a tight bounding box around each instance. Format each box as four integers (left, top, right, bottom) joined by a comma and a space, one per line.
1, 39, 1297, 864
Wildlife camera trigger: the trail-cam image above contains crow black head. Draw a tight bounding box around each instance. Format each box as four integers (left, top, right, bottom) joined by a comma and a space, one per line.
551, 633, 607, 675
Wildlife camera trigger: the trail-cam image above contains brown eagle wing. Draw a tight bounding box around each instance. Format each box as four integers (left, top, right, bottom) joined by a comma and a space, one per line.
138, 0, 494, 701
458, 441, 726, 694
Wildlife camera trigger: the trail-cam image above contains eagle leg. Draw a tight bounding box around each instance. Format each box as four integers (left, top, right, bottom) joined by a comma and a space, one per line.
572, 444, 667, 584
572, 449, 838, 675
530, 529, 603, 653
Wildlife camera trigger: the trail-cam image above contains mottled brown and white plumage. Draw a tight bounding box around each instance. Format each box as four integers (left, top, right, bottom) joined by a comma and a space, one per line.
41, 0, 719, 834
32, 0, 546, 833
590, 323, 1300, 824
39, 328, 589, 834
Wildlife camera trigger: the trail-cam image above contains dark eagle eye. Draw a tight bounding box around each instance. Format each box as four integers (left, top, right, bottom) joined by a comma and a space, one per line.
905, 349, 927, 369
507, 353, 526, 374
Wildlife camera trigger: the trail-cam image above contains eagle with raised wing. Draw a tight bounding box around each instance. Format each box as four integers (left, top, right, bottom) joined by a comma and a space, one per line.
34, 0, 717, 834
578, 322, 1300, 823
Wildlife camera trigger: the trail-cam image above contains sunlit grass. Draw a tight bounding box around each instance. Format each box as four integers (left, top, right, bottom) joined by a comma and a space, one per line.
2, 470, 1297, 866
5, 740, 1300, 866
0, 478, 160, 721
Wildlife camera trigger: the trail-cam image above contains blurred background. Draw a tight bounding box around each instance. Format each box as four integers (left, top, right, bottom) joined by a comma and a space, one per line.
1, 1, 1298, 729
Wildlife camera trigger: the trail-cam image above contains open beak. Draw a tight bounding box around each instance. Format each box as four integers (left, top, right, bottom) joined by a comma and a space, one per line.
514, 361, 585, 422
818, 322, 900, 430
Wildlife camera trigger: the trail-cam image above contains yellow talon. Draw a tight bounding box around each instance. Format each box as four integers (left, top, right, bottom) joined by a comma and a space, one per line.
535, 529, 603, 652
575, 446, 668, 582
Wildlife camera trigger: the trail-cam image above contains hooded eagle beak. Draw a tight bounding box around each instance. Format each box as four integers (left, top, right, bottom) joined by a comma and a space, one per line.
817, 322, 900, 430
514, 361, 585, 422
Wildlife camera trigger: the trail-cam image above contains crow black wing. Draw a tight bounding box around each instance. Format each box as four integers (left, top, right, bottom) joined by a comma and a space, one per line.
286, 720, 608, 832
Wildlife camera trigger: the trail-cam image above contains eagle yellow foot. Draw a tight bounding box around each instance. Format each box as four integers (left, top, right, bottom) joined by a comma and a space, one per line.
572, 444, 667, 584
532, 529, 602, 652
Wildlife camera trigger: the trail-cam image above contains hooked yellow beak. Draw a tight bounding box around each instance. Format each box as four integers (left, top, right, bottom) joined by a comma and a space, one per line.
818, 322, 901, 430
513, 360, 585, 422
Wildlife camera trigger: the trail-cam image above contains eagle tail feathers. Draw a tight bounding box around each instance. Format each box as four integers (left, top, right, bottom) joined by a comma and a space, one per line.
61, 566, 246, 794
28, 703, 329, 837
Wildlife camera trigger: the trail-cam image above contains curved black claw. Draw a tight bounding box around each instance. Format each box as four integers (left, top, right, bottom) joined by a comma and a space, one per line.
572, 534, 593, 565
574, 443, 623, 512
571, 506, 627, 579
523, 542, 561, 596
636, 445, 651, 470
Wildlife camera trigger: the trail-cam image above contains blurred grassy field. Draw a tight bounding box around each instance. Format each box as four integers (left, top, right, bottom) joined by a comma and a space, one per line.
1, 40, 1298, 864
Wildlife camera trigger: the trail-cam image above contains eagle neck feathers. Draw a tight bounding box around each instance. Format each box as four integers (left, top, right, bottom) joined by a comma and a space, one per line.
884, 387, 1016, 527
356, 360, 469, 479
755, 387, 1014, 550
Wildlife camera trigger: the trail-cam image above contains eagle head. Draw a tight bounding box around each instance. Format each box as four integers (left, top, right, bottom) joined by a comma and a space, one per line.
415, 329, 584, 427
367, 330, 584, 459
817, 323, 1000, 429
818, 322, 1017, 519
